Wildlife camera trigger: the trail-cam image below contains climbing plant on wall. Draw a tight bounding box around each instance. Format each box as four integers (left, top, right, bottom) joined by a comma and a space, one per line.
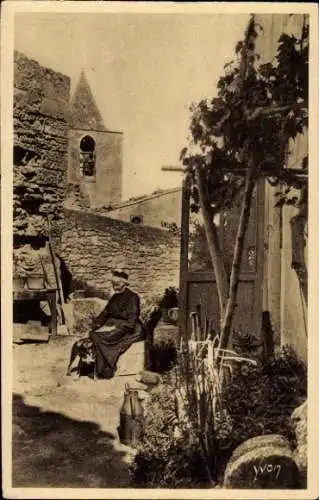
180, 14, 309, 357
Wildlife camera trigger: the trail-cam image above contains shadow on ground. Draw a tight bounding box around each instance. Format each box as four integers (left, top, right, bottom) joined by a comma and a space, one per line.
12, 393, 131, 488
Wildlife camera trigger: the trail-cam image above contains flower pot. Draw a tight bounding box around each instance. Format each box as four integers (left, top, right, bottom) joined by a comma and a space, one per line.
160, 307, 170, 324
27, 275, 45, 290
168, 307, 179, 324
13, 276, 26, 290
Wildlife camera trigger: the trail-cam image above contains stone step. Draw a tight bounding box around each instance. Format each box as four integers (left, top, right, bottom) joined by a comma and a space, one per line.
116, 340, 145, 377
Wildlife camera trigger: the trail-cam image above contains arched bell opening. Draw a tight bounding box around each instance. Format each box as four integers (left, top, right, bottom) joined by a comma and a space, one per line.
79, 135, 96, 177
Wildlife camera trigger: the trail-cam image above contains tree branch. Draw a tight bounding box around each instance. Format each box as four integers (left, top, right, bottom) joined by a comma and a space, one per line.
195, 167, 229, 322
245, 102, 307, 121
218, 160, 256, 359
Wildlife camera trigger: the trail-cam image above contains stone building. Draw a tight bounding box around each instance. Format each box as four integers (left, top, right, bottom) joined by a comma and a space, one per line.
67, 70, 123, 209
106, 187, 182, 229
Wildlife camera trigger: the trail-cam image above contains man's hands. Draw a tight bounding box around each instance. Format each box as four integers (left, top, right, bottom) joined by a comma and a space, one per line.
103, 325, 116, 332
94, 325, 116, 333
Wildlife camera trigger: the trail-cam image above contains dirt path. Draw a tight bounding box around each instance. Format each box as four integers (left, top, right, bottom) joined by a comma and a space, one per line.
12, 336, 142, 488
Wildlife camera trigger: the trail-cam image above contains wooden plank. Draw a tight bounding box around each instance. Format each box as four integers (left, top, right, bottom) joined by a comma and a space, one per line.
255, 179, 266, 335
179, 178, 265, 341
13, 288, 57, 300
47, 216, 69, 333
19, 331, 50, 342
162, 165, 307, 179
184, 272, 256, 283
14, 323, 50, 342
179, 177, 190, 342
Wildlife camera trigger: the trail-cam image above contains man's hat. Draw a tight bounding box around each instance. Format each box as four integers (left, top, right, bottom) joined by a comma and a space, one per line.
111, 267, 129, 281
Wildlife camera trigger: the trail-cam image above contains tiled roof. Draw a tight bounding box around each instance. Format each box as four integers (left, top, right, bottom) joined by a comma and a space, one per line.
107, 187, 182, 211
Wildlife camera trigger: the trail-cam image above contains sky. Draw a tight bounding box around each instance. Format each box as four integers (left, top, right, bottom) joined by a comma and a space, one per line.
14, 12, 249, 199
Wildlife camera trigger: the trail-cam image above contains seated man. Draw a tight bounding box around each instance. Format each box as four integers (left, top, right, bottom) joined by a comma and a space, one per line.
89, 267, 144, 379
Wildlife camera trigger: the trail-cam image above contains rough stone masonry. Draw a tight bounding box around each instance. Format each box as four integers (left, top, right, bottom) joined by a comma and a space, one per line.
61, 209, 180, 306
13, 51, 70, 242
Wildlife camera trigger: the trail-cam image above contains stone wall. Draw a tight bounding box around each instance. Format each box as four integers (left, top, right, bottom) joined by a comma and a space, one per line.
13, 51, 70, 239
60, 209, 180, 306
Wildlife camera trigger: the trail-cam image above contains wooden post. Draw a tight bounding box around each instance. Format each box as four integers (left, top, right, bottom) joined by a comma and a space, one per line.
179, 177, 190, 343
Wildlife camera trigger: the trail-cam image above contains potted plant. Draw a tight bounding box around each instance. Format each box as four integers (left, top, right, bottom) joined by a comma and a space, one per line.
13, 246, 45, 290
158, 287, 179, 324
13, 250, 27, 290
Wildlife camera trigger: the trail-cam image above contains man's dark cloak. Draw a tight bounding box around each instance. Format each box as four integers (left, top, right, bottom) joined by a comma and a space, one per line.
89, 287, 144, 378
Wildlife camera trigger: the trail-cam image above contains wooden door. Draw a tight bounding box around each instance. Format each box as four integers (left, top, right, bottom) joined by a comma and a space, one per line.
179, 178, 265, 342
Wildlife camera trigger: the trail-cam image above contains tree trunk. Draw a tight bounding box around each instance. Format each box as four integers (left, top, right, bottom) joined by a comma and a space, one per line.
195, 168, 229, 322
218, 164, 256, 358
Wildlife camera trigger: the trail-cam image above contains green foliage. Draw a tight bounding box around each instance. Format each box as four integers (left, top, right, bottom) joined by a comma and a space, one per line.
130, 342, 306, 488
158, 286, 179, 309
129, 382, 212, 488
161, 221, 181, 235
140, 287, 179, 319
149, 338, 177, 374
181, 15, 309, 214
222, 345, 307, 450
232, 327, 261, 357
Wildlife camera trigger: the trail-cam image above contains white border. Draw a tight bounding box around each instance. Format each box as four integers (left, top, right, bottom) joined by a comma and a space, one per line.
2, 2, 318, 499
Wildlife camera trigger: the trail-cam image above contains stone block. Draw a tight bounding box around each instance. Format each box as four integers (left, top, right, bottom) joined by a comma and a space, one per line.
116, 341, 145, 377
290, 400, 307, 487
223, 434, 300, 489
153, 323, 179, 345
291, 400, 307, 443
70, 297, 106, 336
229, 434, 290, 465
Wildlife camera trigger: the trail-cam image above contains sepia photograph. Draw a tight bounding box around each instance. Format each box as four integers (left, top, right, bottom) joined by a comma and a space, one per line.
1, 1, 318, 498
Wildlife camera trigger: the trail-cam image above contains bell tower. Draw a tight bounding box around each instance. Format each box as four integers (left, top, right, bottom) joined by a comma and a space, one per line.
67, 70, 123, 209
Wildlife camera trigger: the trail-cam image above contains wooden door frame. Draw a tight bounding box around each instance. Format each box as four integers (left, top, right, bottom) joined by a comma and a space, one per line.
179, 177, 265, 342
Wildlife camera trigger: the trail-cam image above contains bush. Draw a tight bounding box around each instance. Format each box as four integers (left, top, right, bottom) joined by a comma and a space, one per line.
158, 286, 179, 309
222, 344, 307, 450
129, 381, 212, 488
149, 338, 177, 374
232, 328, 261, 357
130, 344, 306, 488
